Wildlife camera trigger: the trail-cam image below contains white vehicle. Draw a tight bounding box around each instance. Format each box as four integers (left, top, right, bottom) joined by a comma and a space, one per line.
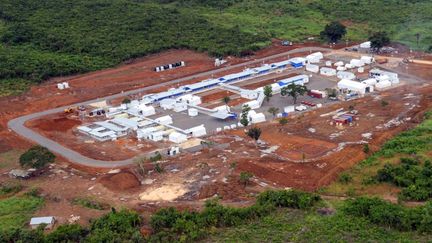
295, 105, 307, 111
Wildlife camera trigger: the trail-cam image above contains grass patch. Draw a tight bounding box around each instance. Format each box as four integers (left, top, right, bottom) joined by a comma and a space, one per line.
0, 195, 44, 231
0, 150, 23, 170
72, 197, 109, 210
0, 182, 22, 197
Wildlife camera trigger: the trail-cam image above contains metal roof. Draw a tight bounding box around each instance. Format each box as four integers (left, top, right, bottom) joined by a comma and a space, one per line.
30, 217, 54, 225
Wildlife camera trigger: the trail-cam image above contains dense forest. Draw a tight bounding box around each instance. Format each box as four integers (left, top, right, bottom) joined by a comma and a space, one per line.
0, 0, 431, 95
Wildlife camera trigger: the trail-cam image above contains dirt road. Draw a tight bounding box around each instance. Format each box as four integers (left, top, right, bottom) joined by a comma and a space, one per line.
8, 47, 331, 168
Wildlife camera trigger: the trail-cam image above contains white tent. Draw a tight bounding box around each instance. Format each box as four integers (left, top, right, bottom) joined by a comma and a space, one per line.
169, 132, 187, 144
337, 79, 368, 95
186, 125, 207, 137
375, 80, 392, 90
350, 59, 365, 67
173, 102, 187, 112
361, 78, 377, 86
249, 112, 266, 124
306, 52, 324, 63
160, 98, 176, 110
334, 61, 344, 67
359, 41, 371, 49
320, 67, 336, 76
243, 100, 260, 109
138, 104, 156, 116
188, 108, 198, 117
361, 56, 373, 64
336, 66, 347, 71
155, 115, 173, 125
284, 106, 295, 113
337, 71, 356, 80
306, 64, 319, 73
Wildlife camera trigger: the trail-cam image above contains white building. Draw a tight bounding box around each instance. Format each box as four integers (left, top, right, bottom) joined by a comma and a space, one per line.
30, 217, 55, 230
350, 59, 365, 67
155, 115, 173, 125
337, 79, 369, 95
370, 69, 399, 84
320, 67, 337, 76
306, 64, 319, 73
337, 71, 356, 80
169, 132, 188, 144
186, 125, 207, 137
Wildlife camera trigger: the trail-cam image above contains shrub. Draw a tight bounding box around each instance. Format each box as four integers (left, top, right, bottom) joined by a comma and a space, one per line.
239, 171, 253, 186
0, 182, 22, 196
46, 224, 88, 242
363, 144, 370, 154
338, 173, 353, 184
279, 118, 288, 126
19, 145, 55, 169
256, 190, 321, 209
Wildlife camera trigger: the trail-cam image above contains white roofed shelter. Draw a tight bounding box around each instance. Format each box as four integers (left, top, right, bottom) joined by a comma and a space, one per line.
337, 79, 368, 95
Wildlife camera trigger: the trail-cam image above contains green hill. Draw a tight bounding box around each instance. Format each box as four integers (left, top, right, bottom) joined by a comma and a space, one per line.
0, 0, 431, 96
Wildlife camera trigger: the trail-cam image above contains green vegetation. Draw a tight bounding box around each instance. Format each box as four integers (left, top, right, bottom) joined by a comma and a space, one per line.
324, 111, 432, 198
281, 83, 308, 104
369, 31, 391, 52
19, 145, 55, 169
72, 197, 110, 210
263, 85, 272, 102
0, 195, 44, 231
239, 171, 253, 186
150, 190, 320, 241
246, 127, 262, 141
0, 0, 431, 96
375, 157, 432, 201
0, 182, 22, 196
0, 209, 143, 242
343, 197, 432, 232
320, 21, 347, 43
209, 208, 428, 242
279, 117, 288, 126
240, 104, 251, 127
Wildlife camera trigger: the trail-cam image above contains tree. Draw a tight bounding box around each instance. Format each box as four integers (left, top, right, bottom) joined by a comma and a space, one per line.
415, 33, 421, 48
122, 98, 131, 104
363, 144, 370, 154
279, 118, 288, 126
369, 32, 390, 53
240, 104, 251, 127
239, 171, 253, 187
263, 85, 272, 102
267, 107, 279, 119
320, 21, 347, 43
247, 127, 262, 141
280, 83, 308, 104
221, 96, 231, 112
427, 45, 432, 53
19, 146, 55, 169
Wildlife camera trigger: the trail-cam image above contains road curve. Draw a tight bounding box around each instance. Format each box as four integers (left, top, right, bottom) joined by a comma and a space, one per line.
8, 47, 331, 168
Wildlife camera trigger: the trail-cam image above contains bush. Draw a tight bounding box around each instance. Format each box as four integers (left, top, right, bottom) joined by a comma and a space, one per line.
149, 190, 320, 241
239, 171, 253, 186
19, 145, 55, 169
375, 157, 432, 201
0, 182, 22, 196
45, 224, 87, 242
256, 190, 321, 209
341, 197, 432, 232
338, 173, 353, 184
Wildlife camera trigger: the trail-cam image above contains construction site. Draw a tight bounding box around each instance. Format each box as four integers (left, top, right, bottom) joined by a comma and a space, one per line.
2, 41, 432, 224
